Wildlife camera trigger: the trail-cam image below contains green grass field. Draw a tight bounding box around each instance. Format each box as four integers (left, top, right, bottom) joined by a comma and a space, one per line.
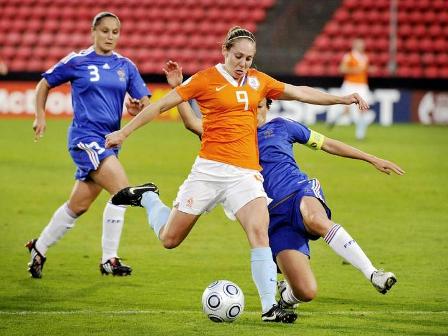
0, 120, 447, 336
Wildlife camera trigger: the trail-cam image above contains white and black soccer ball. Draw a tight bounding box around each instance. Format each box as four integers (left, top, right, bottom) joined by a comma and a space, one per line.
201, 280, 244, 323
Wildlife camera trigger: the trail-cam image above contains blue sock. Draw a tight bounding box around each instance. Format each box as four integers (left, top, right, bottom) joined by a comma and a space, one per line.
251, 247, 277, 313
141, 191, 170, 239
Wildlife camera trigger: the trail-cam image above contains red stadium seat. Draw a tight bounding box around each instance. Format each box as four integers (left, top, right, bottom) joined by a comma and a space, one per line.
341, 23, 356, 37
421, 53, 436, 66
440, 68, 448, 78
398, 23, 412, 38
5, 33, 22, 46
323, 22, 339, 37
424, 66, 439, 78
433, 39, 447, 53
427, 25, 442, 38
333, 9, 350, 23
435, 53, 448, 67
403, 38, 419, 52
313, 36, 330, 51
413, 25, 427, 39
10, 59, 28, 72
422, 11, 437, 25
21, 33, 38, 47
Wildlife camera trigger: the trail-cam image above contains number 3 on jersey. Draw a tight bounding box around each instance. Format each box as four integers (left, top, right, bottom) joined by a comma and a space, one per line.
88, 65, 100, 82
236, 90, 249, 110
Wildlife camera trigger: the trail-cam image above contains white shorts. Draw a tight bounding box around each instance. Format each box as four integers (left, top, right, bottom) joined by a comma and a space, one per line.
340, 81, 375, 123
173, 157, 270, 220
340, 81, 373, 105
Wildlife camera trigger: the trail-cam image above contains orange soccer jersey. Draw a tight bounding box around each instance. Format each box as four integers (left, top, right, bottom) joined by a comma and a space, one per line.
176, 64, 285, 170
342, 51, 368, 84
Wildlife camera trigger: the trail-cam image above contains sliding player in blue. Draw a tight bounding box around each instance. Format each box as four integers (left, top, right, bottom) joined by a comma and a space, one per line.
255, 98, 403, 310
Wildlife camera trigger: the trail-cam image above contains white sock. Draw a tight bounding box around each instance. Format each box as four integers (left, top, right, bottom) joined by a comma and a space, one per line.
355, 113, 368, 140
324, 224, 376, 279
102, 202, 127, 263
280, 281, 302, 306
251, 247, 278, 313
36, 203, 77, 256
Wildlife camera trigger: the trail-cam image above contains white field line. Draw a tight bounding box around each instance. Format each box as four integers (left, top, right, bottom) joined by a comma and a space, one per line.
0, 310, 447, 316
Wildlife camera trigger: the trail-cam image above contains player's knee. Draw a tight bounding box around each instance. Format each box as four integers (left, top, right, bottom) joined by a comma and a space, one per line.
304, 213, 330, 237
295, 284, 317, 302
160, 234, 181, 249
69, 205, 88, 216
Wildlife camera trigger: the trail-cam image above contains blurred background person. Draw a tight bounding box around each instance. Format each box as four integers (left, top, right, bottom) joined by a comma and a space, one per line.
329, 38, 375, 140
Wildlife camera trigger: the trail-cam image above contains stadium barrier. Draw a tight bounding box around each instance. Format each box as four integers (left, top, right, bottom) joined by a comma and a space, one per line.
0, 81, 447, 124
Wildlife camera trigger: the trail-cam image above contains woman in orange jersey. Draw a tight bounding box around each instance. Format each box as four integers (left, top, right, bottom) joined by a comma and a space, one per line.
331, 38, 374, 140
105, 27, 368, 322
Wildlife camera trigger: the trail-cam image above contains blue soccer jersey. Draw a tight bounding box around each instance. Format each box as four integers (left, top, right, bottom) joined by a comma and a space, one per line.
43, 46, 150, 147
257, 117, 325, 205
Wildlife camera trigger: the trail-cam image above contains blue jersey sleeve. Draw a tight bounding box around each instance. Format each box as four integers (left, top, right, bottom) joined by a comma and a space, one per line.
42, 53, 77, 87
126, 61, 151, 99
282, 118, 311, 144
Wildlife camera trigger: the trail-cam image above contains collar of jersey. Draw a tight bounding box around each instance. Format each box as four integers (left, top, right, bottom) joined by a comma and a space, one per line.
215, 64, 247, 87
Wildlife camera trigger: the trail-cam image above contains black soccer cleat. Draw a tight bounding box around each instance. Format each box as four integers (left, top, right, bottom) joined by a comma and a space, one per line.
25, 239, 46, 279
261, 304, 298, 323
111, 182, 159, 207
100, 258, 132, 276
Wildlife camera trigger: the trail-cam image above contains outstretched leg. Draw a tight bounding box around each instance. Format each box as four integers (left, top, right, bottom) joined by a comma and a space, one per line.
301, 196, 396, 294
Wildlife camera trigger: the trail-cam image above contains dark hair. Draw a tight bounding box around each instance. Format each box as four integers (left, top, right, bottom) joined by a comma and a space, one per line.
223, 26, 256, 50
92, 12, 120, 29
266, 98, 272, 109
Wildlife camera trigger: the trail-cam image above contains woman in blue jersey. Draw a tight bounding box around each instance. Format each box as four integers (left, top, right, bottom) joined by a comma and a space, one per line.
255, 98, 403, 310
163, 62, 404, 313
26, 12, 151, 278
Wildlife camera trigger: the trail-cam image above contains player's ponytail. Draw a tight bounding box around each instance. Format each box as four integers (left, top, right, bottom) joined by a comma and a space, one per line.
223, 26, 256, 50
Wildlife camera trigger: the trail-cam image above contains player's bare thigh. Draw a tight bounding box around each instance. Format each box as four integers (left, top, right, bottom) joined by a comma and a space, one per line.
236, 197, 270, 248
67, 156, 128, 216
300, 196, 332, 237
90, 155, 129, 195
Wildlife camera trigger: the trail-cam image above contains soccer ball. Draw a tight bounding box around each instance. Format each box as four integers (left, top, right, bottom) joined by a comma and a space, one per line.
201, 280, 245, 323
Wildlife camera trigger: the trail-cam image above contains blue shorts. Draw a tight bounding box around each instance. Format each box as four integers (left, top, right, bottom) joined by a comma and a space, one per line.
268, 179, 331, 260
69, 136, 119, 181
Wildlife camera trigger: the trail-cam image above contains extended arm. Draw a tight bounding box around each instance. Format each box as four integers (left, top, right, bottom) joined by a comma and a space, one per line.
105, 89, 183, 148
33, 78, 51, 141
279, 83, 369, 111
321, 137, 405, 175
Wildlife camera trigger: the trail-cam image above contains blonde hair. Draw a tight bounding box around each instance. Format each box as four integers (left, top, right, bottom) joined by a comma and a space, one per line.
223, 26, 256, 50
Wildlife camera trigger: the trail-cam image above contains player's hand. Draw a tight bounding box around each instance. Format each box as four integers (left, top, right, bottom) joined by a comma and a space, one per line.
105, 130, 126, 149
32, 118, 46, 142
371, 157, 405, 176
163, 60, 183, 88
344, 93, 369, 111
126, 98, 144, 116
